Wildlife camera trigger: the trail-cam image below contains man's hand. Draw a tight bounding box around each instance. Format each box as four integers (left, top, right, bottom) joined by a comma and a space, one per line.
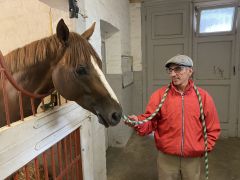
124, 115, 138, 127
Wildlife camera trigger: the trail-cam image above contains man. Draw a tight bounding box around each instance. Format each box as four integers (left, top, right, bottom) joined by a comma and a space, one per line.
125, 55, 221, 180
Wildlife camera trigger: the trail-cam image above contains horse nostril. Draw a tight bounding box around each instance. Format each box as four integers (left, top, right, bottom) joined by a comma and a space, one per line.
112, 112, 121, 122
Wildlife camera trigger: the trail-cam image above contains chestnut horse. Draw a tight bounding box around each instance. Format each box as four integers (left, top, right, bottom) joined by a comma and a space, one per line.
0, 19, 122, 128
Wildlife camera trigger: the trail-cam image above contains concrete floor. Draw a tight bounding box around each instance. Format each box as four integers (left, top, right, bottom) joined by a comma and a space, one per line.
107, 133, 240, 180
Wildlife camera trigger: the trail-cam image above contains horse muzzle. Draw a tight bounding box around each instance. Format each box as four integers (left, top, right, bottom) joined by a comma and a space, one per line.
96, 111, 122, 128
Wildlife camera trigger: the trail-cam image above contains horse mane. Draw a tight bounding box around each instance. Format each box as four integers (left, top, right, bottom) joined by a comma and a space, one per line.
3, 32, 101, 73
3, 35, 61, 73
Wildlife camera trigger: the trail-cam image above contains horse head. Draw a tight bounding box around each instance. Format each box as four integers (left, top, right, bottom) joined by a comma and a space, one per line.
51, 19, 122, 127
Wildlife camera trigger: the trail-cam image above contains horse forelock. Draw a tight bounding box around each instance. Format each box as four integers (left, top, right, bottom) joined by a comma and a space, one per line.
63, 32, 102, 68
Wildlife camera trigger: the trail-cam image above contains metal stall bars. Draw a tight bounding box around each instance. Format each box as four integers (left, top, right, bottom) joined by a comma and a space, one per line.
5, 128, 83, 180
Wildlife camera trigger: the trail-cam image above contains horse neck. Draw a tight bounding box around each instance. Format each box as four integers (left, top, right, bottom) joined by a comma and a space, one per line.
4, 35, 65, 95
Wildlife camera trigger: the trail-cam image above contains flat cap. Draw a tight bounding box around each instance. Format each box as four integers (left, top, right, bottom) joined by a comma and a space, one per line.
165, 54, 193, 68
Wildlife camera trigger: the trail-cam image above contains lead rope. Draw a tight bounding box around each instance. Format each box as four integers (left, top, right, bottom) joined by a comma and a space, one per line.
193, 85, 209, 180
122, 84, 170, 126
122, 84, 209, 180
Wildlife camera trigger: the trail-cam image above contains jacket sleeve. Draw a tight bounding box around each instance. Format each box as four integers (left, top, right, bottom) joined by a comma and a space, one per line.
203, 92, 221, 152
134, 90, 161, 136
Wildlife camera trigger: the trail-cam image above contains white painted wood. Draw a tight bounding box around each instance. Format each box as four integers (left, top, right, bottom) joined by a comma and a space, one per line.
80, 115, 94, 180
143, 0, 192, 5
0, 102, 91, 179
237, 6, 240, 138
193, 0, 238, 6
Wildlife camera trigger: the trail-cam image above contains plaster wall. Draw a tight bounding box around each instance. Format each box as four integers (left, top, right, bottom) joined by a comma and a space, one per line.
84, 1, 133, 179
130, 2, 144, 116
130, 3, 143, 72
0, 0, 73, 55
85, 0, 131, 74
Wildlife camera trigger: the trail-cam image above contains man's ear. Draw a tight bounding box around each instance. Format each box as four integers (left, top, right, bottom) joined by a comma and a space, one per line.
188, 67, 193, 75
81, 22, 96, 40
56, 19, 69, 44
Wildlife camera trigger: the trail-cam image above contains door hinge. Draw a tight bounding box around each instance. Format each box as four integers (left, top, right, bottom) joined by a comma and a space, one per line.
233, 66, 236, 76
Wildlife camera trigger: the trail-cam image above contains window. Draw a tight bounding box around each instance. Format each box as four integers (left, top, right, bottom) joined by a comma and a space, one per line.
197, 6, 236, 34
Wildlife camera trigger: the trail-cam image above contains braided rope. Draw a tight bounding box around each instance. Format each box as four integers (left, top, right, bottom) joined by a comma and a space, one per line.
122, 84, 209, 180
122, 84, 170, 126
193, 85, 209, 180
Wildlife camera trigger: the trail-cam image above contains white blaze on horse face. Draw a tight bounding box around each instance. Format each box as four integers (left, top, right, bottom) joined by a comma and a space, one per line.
90, 56, 119, 103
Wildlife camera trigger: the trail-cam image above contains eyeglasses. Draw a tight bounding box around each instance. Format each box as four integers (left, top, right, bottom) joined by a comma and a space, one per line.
166, 66, 186, 74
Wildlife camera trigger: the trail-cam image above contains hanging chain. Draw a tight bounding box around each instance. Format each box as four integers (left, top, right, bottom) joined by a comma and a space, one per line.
122, 84, 209, 180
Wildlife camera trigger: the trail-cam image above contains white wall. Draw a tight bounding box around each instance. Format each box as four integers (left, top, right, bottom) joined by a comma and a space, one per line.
0, 0, 73, 55
85, 0, 131, 74
130, 3, 142, 71
84, 1, 132, 179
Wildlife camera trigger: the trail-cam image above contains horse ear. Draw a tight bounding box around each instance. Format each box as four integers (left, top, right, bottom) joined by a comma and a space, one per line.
56, 19, 69, 43
81, 22, 96, 40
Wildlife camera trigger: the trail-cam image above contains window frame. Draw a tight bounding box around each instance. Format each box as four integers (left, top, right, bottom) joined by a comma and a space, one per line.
195, 4, 238, 36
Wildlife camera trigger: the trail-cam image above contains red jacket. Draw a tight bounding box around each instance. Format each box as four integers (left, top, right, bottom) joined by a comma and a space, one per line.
135, 80, 221, 157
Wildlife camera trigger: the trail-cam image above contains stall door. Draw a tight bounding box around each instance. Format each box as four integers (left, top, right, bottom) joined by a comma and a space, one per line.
193, 3, 239, 137
143, 2, 191, 107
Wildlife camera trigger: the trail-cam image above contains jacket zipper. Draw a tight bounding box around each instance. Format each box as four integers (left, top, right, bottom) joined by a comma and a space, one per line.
180, 93, 184, 156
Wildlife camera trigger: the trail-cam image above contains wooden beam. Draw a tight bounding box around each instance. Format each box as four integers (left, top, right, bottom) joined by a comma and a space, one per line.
129, 0, 142, 3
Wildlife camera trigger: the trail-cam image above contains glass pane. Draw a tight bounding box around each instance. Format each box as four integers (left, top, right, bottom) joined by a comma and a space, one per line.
199, 7, 235, 33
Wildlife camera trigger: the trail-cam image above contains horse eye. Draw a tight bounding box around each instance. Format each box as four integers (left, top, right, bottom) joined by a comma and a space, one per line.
76, 66, 88, 75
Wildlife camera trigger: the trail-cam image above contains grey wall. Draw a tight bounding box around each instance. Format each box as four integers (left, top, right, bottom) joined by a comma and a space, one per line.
133, 71, 143, 114
106, 74, 134, 147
